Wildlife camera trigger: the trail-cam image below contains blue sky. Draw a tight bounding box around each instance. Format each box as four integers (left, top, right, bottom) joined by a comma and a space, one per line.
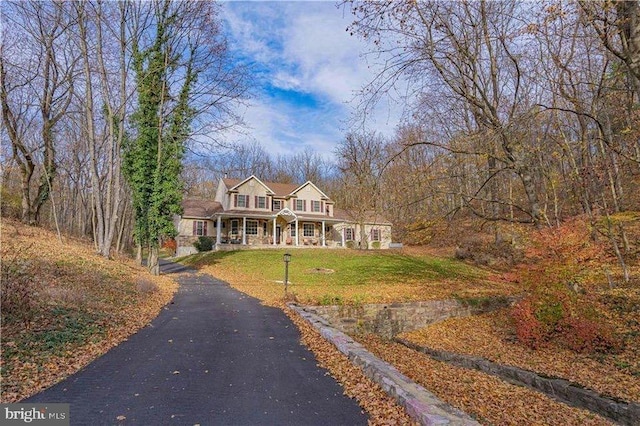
219, 1, 403, 157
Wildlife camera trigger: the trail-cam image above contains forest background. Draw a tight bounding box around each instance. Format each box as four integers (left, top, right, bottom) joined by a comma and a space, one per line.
1, 0, 639, 281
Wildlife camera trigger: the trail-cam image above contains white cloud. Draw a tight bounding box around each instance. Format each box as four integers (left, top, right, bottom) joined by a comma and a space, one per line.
217, 1, 406, 158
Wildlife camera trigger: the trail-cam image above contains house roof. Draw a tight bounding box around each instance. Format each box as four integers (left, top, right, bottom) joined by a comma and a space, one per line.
222, 177, 316, 198
333, 208, 392, 225
290, 181, 331, 200
182, 198, 223, 218
225, 175, 274, 194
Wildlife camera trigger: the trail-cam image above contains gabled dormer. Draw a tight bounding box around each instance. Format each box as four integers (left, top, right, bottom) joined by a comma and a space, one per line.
218, 175, 274, 211
289, 181, 334, 217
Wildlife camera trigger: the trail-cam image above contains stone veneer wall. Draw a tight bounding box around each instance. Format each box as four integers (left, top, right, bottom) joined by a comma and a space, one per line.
305, 299, 510, 339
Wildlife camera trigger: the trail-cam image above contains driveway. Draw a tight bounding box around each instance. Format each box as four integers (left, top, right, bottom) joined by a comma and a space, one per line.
27, 261, 367, 425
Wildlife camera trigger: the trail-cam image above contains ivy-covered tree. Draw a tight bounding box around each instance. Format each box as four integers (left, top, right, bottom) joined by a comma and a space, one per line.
124, 0, 245, 274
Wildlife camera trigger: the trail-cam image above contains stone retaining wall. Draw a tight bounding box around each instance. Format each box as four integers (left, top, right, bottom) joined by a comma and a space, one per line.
306, 299, 510, 339
290, 304, 480, 425
398, 339, 640, 426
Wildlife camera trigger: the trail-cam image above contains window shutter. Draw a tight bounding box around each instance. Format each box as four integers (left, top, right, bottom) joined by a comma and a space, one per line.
234, 194, 238, 207
255, 195, 258, 209
193, 221, 197, 236
303, 200, 307, 211
204, 221, 208, 236
321, 201, 324, 214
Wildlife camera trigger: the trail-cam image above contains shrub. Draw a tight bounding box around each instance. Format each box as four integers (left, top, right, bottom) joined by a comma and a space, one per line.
512, 291, 622, 354
455, 239, 524, 267
193, 236, 214, 252
371, 241, 381, 249
162, 238, 177, 255
0, 186, 22, 219
511, 298, 547, 349
534, 296, 566, 333
136, 278, 158, 295
1, 245, 41, 327
345, 240, 355, 249
319, 294, 343, 306
560, 317, 622, 354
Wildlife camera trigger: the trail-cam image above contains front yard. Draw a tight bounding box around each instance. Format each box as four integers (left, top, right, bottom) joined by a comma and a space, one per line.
181, 248, 519, 306
181, 246, 638, 425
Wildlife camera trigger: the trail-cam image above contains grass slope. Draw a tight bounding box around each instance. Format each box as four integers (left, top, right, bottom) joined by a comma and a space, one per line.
181, 248, 517, 305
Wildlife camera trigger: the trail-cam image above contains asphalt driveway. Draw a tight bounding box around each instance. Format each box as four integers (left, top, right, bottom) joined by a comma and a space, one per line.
27, 261, 367, 425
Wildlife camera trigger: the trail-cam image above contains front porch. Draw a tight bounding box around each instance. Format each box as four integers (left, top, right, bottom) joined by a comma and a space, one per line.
213, 208, 344, 249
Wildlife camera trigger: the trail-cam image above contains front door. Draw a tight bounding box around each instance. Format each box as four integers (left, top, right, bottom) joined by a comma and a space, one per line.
276, 226, 281, 244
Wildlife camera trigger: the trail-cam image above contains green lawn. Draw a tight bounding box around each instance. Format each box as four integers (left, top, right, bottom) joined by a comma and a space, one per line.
182, 248, 518, 305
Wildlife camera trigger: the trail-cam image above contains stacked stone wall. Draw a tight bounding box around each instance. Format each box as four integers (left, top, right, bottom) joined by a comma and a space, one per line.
307, 299, 510, 339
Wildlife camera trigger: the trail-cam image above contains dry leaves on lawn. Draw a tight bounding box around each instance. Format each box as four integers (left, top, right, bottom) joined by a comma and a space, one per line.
401, 311, 640, 403
358, 334, 613, 426
1, 219, 178, 402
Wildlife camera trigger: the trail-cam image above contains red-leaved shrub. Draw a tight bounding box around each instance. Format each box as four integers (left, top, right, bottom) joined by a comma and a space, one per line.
560, 317, 622, 354
162, 238, 177, 254
511, 298, 548, 349
512, 293, 622, 354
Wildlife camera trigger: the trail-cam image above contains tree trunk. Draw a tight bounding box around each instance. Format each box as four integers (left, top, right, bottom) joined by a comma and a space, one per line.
136, 243, 143, 266
148, 245, 160, 276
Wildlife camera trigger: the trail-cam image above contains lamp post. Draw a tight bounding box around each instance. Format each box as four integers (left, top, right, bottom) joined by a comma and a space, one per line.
283, 253, 291, 295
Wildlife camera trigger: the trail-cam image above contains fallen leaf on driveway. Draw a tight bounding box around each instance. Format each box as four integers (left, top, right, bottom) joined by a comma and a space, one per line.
172, 371, 180, 374
116, 415, 126, 421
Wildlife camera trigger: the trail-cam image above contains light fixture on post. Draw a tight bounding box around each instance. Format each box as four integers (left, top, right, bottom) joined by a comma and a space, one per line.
283, 253, 291, 295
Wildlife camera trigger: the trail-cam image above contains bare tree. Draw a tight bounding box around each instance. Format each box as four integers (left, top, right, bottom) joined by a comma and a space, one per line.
579, 0, 640, 97
1, 1, 77, 224
73, 1, 133, 257
347, 0, 547, 230
335, 131, 387, 249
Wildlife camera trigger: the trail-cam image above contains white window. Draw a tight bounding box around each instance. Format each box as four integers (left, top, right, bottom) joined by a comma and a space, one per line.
311, 200, 321, 212
371, 229, 381, 241
256, 196, 267, 209
193, 220, 206, 236
344, 227, 355, 241
273, 200, 282, 211
231, 220, 239, 235
295, 199, 305, 211
303, 223, 315, 237
246, 220, 258, 235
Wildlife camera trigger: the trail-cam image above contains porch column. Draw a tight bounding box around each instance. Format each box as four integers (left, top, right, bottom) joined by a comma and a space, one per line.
341, 226, 345, 247
295, 219, 299, 246
272, 217, 276, 246
216, 216, 222, 246
322, 220, 326, 247
242, 217, 247, 245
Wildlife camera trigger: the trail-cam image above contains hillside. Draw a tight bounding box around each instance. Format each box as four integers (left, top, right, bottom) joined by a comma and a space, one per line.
0, 219, 178, 402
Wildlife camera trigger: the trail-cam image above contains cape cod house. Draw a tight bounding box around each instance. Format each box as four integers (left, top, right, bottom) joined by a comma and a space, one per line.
175, 176, 392, 256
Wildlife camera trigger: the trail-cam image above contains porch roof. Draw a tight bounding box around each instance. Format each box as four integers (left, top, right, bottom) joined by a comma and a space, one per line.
182, 198, 223, 218
214, 209, 344, 223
